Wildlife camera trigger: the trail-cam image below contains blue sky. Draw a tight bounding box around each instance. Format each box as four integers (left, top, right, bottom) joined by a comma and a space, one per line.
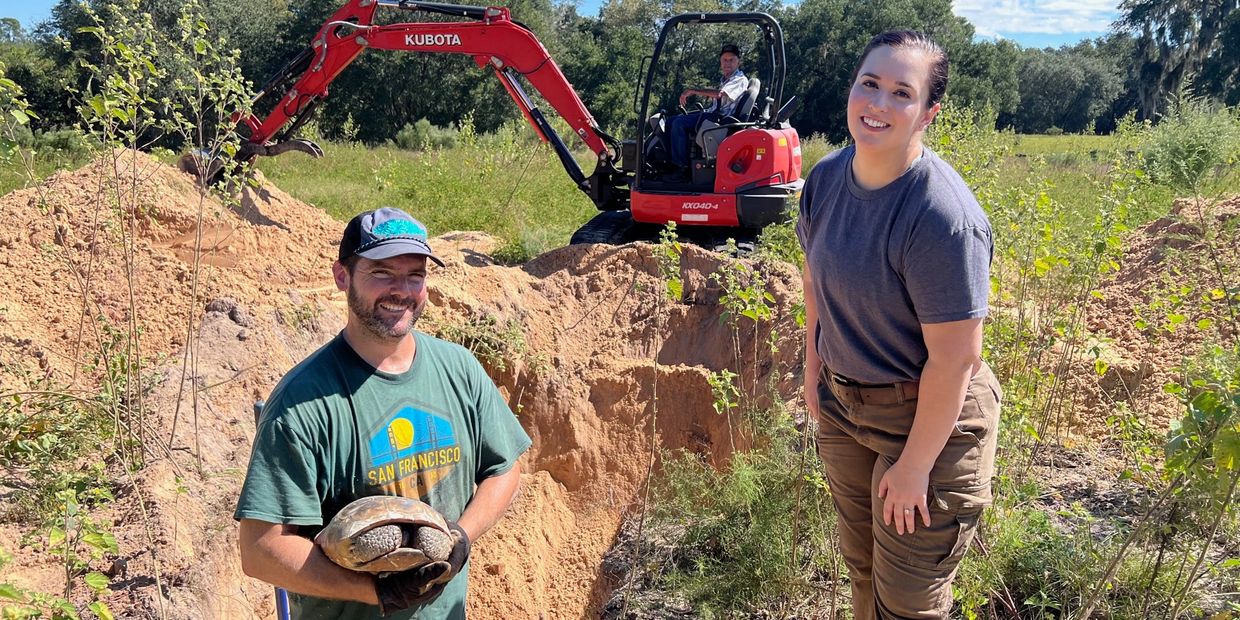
3, 0, 1118, 49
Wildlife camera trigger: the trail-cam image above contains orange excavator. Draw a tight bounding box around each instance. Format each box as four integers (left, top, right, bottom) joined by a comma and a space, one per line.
231, 0, 804, 246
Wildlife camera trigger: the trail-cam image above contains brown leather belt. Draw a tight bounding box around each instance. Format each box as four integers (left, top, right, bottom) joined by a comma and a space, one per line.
820, 367, 919, 406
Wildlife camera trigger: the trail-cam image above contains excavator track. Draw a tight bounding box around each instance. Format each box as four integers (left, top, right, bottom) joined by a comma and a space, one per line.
569, 211, 661, 245
570, 210, 760, 255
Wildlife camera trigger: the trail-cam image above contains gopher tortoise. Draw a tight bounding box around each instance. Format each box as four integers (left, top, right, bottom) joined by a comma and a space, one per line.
314, 496, 455, 574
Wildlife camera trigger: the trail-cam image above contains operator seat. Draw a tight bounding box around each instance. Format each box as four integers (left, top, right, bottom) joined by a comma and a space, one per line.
731, 77, 762, 121
696, 77, 761, 160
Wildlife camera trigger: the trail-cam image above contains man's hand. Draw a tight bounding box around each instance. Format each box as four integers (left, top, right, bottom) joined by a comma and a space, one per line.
373, 520, 471, 617
679, 89, 694, 107
374, 560, 452, 617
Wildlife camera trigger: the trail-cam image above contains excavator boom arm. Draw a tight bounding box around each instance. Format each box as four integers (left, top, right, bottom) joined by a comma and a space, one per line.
242, 1, 614, 165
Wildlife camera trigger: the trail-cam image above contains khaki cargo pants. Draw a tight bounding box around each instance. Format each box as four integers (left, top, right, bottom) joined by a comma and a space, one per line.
814, 364, 1001, 619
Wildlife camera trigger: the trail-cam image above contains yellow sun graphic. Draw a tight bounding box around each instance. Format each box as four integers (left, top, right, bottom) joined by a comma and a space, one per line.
389, 418, 415, 451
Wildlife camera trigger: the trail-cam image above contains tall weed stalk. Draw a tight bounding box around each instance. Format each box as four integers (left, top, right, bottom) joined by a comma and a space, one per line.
1, 0, 253, 617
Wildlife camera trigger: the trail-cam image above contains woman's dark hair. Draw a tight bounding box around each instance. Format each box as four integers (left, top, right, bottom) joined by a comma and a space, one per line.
854, 30, 949, 107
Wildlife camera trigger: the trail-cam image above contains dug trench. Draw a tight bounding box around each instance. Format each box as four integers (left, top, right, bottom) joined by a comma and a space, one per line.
0, 151, 805, 618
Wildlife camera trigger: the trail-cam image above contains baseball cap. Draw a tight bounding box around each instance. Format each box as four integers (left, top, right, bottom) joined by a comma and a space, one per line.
339, 207, 445, 267
720, 43, 741, 57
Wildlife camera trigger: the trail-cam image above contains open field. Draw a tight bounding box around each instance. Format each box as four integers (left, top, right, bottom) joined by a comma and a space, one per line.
255, 129, 597, 259
1, 109, 1238, 618
1012, 132, 1118, 156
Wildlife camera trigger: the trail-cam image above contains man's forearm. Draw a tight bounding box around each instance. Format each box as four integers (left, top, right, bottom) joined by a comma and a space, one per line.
458, 465, 522, 541
239, 520, 379, 604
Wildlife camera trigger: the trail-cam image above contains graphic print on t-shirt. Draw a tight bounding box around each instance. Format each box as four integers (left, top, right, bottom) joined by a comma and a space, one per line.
365, 403, 461, 499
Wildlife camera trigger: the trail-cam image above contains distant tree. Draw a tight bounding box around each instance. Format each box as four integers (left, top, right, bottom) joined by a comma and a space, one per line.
0, 22, 73, 130
1003, 45, 1123, 133
951, 38, 1021, 118
554, 4, 647, 135
0, 18, 25, 43
202, 0, 295, 87
1196, 8, 1240, 105
1092, 32, 1141, 133
1116, 0, 1238, 119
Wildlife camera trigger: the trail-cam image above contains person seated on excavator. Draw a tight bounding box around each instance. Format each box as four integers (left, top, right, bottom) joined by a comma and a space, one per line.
668, 43, 747, 176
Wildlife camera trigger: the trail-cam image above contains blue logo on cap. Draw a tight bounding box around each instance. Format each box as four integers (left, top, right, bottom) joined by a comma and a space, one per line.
373, 219, 427, 239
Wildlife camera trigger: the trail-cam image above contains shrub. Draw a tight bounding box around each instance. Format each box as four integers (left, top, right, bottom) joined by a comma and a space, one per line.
1142, 97, 1240, 193
394, 118, 459, 151
35, 128, 93, 158
614, 404, 842, 617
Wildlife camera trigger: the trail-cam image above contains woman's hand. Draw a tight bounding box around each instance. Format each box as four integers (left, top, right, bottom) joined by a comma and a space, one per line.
803, 372, 820, 422
877, 458, 931, 535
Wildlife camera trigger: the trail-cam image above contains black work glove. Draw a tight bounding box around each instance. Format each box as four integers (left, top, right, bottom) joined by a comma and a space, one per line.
373, 522, 471, 617
443, 520, 471, 578
375, 560, 451, 617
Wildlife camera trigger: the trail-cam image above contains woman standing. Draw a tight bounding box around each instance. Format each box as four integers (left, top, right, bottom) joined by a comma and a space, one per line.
796, 31, 1001, 619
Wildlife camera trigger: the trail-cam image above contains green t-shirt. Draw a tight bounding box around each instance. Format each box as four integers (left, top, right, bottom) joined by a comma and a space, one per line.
235, 331, 532, 620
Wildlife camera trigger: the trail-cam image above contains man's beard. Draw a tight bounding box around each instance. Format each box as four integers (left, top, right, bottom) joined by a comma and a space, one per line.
347, 285, 425, 339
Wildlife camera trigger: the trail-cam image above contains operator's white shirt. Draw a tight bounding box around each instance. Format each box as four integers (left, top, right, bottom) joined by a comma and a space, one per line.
710, 69, 748, 116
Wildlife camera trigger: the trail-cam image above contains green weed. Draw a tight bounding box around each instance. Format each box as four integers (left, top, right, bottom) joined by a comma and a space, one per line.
711, 247, 776, 410
628, 415, 840, 617
754, 218, 803, 267
0, 362, 117, 522
655, 222, 683, 303
434, 312, 529, 375
1, 490, 119, 620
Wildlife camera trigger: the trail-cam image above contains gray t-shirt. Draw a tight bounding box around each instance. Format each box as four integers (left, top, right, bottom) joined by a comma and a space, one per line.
796, 145, 992, 384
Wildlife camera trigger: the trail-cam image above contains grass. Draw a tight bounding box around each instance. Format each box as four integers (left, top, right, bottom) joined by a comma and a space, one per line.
1012, 133, 1118, 157
0, 151, 92, 197
255, 123, 599, 253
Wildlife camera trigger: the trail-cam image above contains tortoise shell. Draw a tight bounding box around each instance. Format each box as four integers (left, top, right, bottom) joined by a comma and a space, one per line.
314, 496, 454, 574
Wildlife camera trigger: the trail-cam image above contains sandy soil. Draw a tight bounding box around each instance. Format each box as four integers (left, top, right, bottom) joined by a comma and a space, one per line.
1071, 195, 1240, 437
0, 151, 804, 618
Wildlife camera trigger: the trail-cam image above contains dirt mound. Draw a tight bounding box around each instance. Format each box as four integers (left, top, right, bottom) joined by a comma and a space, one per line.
0, 151, 804, 618
1073, 195, 1240, 435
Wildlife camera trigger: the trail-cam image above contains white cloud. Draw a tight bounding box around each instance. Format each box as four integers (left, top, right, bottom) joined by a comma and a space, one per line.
954, 0, 1120, 37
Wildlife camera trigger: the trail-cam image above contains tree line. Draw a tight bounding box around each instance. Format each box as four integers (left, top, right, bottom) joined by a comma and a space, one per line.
0, 0, 1236, 144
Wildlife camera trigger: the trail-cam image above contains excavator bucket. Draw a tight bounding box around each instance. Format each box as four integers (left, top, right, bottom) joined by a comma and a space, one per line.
177, 138, 324, 184
176, 149, 230, 183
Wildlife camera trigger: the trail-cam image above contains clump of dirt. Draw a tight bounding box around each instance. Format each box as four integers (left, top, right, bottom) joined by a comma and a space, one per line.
0, 151, 804, 618
1072, 195, 1240, 436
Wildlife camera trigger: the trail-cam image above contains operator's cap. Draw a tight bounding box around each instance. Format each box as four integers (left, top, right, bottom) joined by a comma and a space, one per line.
339, 207, 445, 267
720, 43, 741, 57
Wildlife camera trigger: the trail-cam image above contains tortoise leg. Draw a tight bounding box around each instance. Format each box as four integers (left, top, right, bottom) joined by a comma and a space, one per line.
351, 524, 403, 563
411, 526, 453, 562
